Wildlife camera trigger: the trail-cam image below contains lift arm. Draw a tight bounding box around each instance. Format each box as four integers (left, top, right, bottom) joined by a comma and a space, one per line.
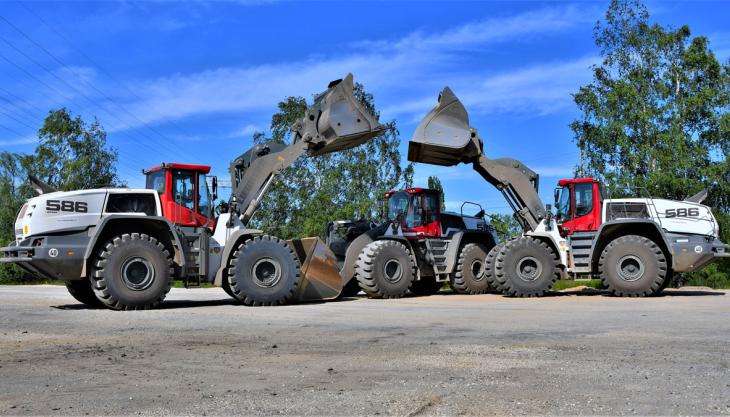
228, 73, 385, 225
407, 87, 546, 231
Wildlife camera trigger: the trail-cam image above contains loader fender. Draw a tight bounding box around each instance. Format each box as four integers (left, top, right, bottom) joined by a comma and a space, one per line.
339, 223, 389, 286
590, 219, 672, 273
213, 228, 264, 287
82, 215, 186, 278
441, 231, 497, 275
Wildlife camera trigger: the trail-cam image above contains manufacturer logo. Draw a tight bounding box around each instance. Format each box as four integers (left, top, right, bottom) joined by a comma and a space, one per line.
48, 248, 59, 258
694, 245, 703, 254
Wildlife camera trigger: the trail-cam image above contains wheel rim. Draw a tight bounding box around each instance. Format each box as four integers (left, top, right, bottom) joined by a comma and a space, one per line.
470, 259, 486, 281
383, 259, 403, 283
515, 256, 542, 282
252, 258, 282, 288
121, 257, 155, 290
616, 255, 644, 282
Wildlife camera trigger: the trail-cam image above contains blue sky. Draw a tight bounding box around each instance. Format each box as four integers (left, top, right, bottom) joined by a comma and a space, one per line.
1, 1, 728, 215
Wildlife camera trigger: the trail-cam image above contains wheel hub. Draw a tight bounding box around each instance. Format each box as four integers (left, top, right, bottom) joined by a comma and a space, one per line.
616, 255, 644, 282
383, 259, 403, 283
470, 259, 485, 281
515, 256, 542, 282
121, 257, 155, 291
252, 258, 282, 288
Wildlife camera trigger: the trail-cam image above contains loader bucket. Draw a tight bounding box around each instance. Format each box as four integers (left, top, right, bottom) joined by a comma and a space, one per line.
408, 87, 482, 166
299, 73, 386, 156
288, 237, 344, 302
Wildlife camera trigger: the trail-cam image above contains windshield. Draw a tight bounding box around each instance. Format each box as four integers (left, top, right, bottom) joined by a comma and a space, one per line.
388, 191, 410, 222
145, 170, 165, 194
555, 186, 570, 221
387, 191, 421, 228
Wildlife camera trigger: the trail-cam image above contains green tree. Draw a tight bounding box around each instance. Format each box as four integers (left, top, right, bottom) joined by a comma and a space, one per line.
571, 0, 730, 286
427, 175, 446, 210
25, 108, 122, 190
489, 213, 522, 242
0, 152, 34, 281
251, 83, 414, 239
1, 109, 123, 282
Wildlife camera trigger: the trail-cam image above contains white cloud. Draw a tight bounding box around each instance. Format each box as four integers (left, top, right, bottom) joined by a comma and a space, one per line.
530, 165, 576, 178
233, 123, 262, 138
385, 56, 600, 119
101, 4, 598, 131
0, 136, 36, 146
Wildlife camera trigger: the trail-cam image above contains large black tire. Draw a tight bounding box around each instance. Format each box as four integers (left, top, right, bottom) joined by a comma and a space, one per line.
654, 270, 673, 295
599, 235, 667, 297
227, 235, 301, 306
221, 278, 235, 299
65, 278, 103, 307
450, 243, 492, 294
410, 276, 443, 296
496, 236, 558, 297
355, 240, 415, 299
90, 233, 174, 310
484, 243, 505, 293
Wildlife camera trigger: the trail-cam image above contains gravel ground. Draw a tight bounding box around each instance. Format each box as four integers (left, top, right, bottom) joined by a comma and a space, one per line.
1, 285, 729, 416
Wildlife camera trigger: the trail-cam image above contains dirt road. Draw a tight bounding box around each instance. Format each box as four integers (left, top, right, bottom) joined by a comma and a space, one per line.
1, 285, 729, 416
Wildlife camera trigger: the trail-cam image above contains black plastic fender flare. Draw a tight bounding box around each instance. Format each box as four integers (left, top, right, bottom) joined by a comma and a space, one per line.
212, 228, 264, 287
81, 215, 186, 278
589, 219, 673, 272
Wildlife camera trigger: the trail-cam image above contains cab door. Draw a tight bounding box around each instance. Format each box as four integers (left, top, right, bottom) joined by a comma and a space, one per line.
168, 170, 213, 228
558, 182, 601, 235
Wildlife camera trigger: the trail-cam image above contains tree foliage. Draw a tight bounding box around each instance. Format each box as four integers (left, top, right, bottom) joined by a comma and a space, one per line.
250, 83, 414, 239
489, 213, 522, 242
0, 109, 122, 282
27, 108, 122, 190
571, 0, 730, 284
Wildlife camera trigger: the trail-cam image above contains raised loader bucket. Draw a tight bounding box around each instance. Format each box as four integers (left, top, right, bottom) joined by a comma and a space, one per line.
296, 73, 385, 156
288, 237, 345, 302
408, 87, 482, 166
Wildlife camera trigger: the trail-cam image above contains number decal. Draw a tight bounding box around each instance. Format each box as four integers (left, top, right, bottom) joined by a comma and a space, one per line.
665, 207, 700, 218
46, 200, 89, 213
46, 200, 60, 211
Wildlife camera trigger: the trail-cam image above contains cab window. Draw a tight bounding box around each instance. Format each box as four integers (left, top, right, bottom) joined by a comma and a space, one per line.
172, 170, 195, 210
387, 192, 410, 222
422, 193, 439, 223
555, 186, 571, 221
574, 183, 594, 217
197, 174, 210, 216
145, 170, 165, 194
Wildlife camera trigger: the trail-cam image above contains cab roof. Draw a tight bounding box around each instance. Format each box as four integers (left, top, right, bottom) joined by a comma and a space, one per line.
146, 162, 211, 174
558, 177, 597, 186
384, 187, 439, 197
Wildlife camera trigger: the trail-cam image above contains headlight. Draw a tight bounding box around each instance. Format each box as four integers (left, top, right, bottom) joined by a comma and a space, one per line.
16, 203, 28, 223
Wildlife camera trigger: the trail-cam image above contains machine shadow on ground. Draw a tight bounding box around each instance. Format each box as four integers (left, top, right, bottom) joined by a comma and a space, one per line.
49, 288, 726, 311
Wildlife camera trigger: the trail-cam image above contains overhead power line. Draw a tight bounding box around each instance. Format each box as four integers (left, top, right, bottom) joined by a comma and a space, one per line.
0, 14, 187, 158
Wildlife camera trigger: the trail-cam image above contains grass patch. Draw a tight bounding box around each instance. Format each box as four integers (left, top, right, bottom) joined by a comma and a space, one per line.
552, 279, 603, 291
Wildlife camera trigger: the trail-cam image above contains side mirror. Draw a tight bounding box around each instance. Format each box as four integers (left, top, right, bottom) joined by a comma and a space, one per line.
211, 176, 218, 201
554, 187, 560, 204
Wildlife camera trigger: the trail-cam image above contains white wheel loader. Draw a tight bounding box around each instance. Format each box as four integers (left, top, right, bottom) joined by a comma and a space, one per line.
407, 87, 729, 297
1, 74, 386, 310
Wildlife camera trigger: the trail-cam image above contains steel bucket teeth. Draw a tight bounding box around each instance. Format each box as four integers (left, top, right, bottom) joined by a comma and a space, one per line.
408, 87, 482, 166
